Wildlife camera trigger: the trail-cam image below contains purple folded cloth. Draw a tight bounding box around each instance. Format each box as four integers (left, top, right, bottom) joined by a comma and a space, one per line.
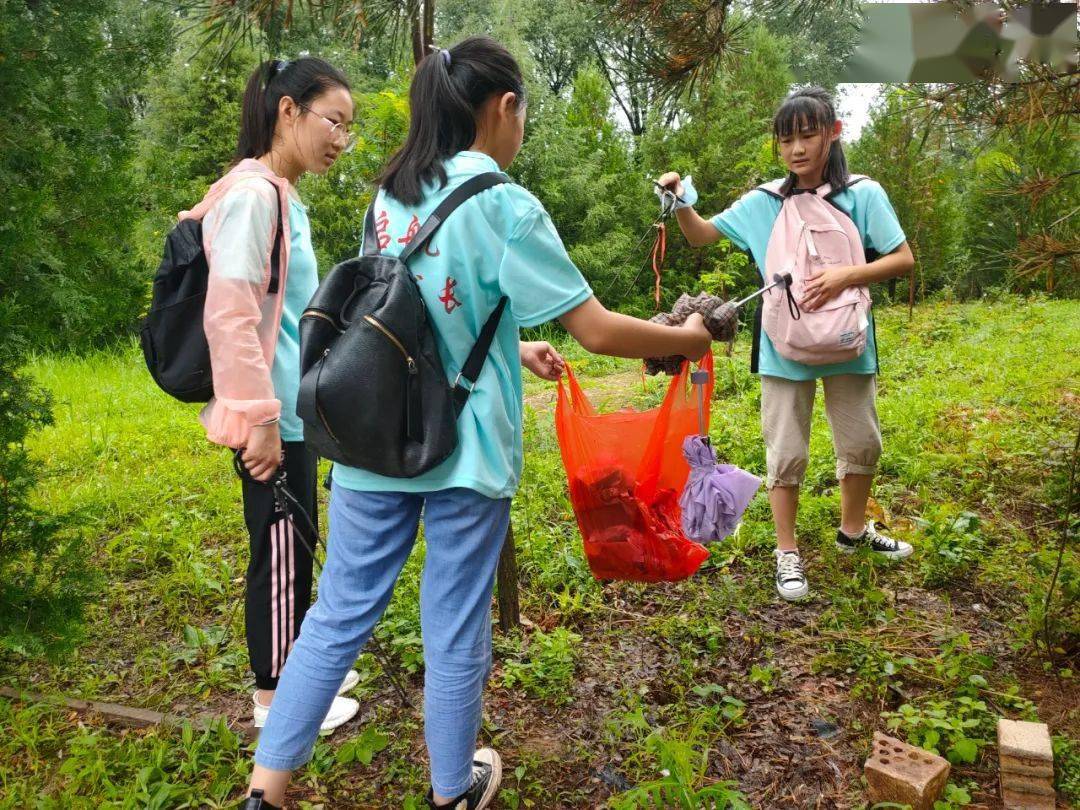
679, 435, 761, 541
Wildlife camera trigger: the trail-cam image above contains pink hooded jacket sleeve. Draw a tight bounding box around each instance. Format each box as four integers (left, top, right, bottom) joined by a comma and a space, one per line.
180, 163, 292, 449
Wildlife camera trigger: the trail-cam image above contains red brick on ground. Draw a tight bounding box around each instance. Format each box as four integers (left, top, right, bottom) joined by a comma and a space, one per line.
864, 732, 950, 810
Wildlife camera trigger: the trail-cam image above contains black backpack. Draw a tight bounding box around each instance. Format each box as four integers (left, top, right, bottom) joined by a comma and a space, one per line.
141, 183, 283, 403
297, 172, 510, 478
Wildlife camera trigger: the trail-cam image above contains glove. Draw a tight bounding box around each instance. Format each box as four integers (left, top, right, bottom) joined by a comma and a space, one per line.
655, 174, 699, 212
642, 294, 740, 376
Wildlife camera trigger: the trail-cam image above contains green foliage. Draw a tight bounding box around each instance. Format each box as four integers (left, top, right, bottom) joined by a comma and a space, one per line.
847, 88, 965, 304
881, 696, 995, 765
933, 781, 976, 810
0, 0, 173, 351
957, 131, 1079, 297
334, 725, 391, 767
501, 627, 582, 702
607, 710, 750, 810
0, 352, 89, 657
915, 506, 985, 588
1053, 734, 1080, 805
0, 699, 251, 808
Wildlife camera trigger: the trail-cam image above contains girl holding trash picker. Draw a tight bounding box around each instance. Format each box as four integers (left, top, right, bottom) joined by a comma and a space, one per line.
658, 86, 916, 602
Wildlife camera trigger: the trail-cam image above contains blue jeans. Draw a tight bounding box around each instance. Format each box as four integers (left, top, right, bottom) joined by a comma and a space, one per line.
253, 484, 511, 797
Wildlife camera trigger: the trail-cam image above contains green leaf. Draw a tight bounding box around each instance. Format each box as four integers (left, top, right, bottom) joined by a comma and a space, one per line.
948, 737, 979, 764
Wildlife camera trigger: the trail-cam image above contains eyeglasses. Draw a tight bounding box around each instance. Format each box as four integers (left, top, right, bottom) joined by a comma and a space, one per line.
298, 103, 357, 153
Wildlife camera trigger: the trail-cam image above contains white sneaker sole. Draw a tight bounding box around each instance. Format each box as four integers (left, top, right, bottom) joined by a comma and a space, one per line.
835, 541, 913, 560
777, 582, 809, 601
474, 748, 502, 809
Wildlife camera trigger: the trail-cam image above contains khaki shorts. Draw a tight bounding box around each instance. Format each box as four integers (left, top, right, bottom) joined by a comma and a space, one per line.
760, 374, 882, 490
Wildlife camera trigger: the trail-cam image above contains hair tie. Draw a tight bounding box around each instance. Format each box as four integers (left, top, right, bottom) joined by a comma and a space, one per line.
271, 59, 290, 78
440, 48, 452, 69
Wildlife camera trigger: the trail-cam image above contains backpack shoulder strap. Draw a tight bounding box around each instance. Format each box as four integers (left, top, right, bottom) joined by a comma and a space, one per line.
452, 296, 509, 413
822, 174, 869, 201
361, 195, 380, 257
268, 183, 284, 294
399, 171, 511, 263
409, 171, 512, 412
756, 178, 786, 200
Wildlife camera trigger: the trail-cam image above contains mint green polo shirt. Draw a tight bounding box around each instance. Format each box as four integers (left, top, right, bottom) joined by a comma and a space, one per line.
333, 151, 593, 498
710, 178, 906, 381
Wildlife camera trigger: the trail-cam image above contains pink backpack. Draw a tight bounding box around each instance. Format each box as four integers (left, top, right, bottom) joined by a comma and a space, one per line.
759, 175, 871, 366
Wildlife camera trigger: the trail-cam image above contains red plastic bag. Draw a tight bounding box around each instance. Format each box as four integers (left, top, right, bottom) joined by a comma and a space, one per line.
555, 351, 714, 582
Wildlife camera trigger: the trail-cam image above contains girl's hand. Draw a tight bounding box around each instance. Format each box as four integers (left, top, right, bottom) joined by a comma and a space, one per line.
682, 313, 712, 361
520, 340, 566, 381
242, 422, 282, 482
801, 266, 854, 311
656, 171, 684, 198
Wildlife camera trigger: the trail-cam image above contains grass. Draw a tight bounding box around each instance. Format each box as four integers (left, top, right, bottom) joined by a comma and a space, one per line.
1, 297, 1078, 808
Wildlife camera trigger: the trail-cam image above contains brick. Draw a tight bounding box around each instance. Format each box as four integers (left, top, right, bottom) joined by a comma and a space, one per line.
864, 732, 951, 810
1000, 771, 1055, 796
1000, 786, 1056, 809
998, 719, 1053, 762
1000, 755, 1055, 778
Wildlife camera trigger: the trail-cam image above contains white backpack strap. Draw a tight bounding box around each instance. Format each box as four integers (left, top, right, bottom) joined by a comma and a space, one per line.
755, 178, 787, 200
822, 173, 869, 200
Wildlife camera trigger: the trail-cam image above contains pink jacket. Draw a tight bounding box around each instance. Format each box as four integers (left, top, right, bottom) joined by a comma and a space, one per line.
179, 159, 294, 449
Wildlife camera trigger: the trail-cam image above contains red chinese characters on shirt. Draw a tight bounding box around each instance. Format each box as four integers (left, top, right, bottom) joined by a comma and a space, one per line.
397, 214, 441, 257
398, 214, 420, 244
439, 278, 463, 314
375, 210, 391, 250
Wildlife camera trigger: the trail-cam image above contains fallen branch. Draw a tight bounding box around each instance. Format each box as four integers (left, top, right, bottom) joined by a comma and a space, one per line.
0, 686, 258, 740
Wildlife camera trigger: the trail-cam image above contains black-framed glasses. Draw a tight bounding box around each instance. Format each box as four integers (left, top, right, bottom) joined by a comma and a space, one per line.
298, 103, 357, 153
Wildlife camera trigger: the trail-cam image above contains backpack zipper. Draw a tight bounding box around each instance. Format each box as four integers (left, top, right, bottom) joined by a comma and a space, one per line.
301, 309, 344, 333
364, 315, 418, 375
314, 348, 340, 443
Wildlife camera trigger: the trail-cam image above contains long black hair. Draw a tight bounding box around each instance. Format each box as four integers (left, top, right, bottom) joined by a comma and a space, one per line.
235, 57, 351, 163
772, 86, 849, 197
379, 36, 525, 205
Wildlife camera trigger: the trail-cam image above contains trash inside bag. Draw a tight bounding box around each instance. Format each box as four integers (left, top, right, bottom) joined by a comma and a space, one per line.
555, 353, 714, 582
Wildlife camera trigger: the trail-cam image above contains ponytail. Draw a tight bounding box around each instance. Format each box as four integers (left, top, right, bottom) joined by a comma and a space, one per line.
772, 86, 849, 196
236, 56, 351, 163
379, 36, 525, 205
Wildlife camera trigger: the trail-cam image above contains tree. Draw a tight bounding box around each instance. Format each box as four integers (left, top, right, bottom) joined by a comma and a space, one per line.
517, 0, 596, 95
903, 65, 1079, 295
0, 0, 171, 655
848, 88, 964, 305
175, 0, 436, 67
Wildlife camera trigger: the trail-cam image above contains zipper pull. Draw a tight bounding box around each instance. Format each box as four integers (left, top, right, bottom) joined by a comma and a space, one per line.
407, 358, 418, 375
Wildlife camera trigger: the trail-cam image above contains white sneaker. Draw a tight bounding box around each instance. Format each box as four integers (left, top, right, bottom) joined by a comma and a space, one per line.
338, 668, 360, 695
835, 522, 913, 560
775, 549, 809, 601
252, 690, 360, 736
